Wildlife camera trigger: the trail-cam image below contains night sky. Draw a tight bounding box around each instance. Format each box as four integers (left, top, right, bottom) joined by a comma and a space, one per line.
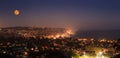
0, 0, 120, 30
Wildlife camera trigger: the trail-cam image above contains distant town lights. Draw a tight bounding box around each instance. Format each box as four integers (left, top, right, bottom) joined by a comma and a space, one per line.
66, 29, 74, 35
99, 51, 103, 55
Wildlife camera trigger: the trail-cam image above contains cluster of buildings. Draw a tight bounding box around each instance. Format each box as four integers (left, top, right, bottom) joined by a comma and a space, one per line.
0, 36, 118, 58
0, 27, 119, 58
0, 27, 73, 39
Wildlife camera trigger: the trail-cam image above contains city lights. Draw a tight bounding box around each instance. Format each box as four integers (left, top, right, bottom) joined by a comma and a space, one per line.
0, 27, 119, 58
95, 51, 109, 58
0, 0, 120, 58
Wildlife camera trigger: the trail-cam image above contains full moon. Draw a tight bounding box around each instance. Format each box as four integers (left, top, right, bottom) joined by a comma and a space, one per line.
14, 9, 20, 15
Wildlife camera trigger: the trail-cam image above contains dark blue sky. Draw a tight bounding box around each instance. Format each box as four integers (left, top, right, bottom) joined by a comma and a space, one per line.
0, 0, 120, 30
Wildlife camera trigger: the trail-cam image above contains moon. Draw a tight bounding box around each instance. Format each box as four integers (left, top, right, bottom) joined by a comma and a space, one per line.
14, 9, 20, 15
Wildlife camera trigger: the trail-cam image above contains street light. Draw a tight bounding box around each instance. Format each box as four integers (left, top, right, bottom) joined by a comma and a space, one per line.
96, 51, 104, 58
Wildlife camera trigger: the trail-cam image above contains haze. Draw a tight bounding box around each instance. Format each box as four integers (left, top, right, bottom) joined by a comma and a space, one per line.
0, 0, 120, 30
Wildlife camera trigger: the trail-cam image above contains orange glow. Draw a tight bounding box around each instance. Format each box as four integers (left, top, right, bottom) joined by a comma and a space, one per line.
46, 29, 74, 39
66, 28, 74, 35
14, 9, 20, 15
24, 51, 28, 55
61, 34, 66, 37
